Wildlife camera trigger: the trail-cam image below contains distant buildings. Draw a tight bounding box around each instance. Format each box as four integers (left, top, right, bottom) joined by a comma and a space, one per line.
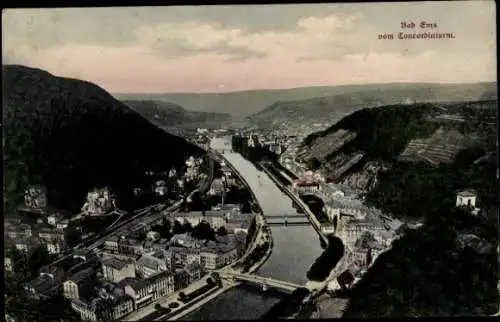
24, 185, 48, 210
81, 187, 116, 216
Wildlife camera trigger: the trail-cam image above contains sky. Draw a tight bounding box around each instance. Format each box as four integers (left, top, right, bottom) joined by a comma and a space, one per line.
2, 1, 497, 93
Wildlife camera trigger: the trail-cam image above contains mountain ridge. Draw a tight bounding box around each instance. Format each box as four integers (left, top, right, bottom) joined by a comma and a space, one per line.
114, 82, 497, 118
3, 64, 203, 213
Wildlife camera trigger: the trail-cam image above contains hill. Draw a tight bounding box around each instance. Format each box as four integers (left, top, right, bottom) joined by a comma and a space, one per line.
3, 65, 204, 213
115, 82, 496, 120
247, 83, 497, 127
299, 101, 498, 317
122, 100, 232, 130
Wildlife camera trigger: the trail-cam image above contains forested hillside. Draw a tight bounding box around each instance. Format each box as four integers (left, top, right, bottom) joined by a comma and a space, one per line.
3, 65, 203, 213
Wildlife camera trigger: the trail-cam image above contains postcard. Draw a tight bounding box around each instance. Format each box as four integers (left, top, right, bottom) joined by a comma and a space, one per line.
3, 1, 497, 320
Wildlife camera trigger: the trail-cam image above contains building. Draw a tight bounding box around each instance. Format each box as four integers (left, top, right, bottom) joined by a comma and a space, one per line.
170, 246, 202, 265
117, 238, 145, 257
5, 257, 13, 272
135, 252, 169, 278
208, 178, 225, 196
456, 190, 477, 208
170, 233, 201, 249
47, 213, 66, 227
81, 187, 116, 216
101, 257, 135, 283
200, 241, 238, 270
173, 269, 191, 290
146, 231, 160, 241
26, 267, 65, 299
120, 272, 175, 310
63, 267, 96, 299
352, 248, 371, 270
293, 181, 321, 195
24, 185, 48, 210
104, 236, 120, 254
154, 180, 168, 196
71, 284, 135, 321
45, 240, 67, 254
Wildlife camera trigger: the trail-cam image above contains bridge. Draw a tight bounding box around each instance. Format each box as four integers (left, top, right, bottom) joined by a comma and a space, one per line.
265, 216, 311, 226
265, 214, 307, 219
260, 163, 329, 246
222, 272, 303, 294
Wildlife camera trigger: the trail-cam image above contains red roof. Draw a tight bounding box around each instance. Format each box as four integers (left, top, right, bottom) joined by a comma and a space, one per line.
296, 182, 320, 187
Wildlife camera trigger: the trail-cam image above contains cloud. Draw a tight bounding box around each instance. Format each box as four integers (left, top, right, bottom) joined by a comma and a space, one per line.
128, 13, 363, 62
133, 22, 267, 61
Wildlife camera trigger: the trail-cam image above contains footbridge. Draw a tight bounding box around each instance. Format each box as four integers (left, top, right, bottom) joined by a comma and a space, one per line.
222, 272, 303, 294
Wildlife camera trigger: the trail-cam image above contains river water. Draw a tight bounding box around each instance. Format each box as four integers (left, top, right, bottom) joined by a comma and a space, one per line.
183, 138, 324, 320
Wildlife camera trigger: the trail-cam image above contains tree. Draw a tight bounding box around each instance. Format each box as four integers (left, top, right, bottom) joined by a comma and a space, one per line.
182, 221, 193, 233
191, 222, 215, 240
172, 220, 184, 235
216, 226, 228, 236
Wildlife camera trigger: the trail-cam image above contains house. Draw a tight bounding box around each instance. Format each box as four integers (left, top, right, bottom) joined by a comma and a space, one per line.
5, 257, 13, 272
173, 269, 191, 291
171, 233, 201, 249
135, 253, 169, 278
38, 227, 65, 243
146, 231, 160, 241
63, 267, 96, 299
185, 261, 202, 282
208, 178, 225, 196
81, 187, 116, 216
200, 240, 238, 270
56, 219, 70, 229
101, 257, 135, 282
47, 213, 66, 227
104, 236, 120, 254
352, 248, 371, 269
45, 240, 67, 254
120, 278, 153, 310
12, 237, 29, 253
117, 238, 144, 256
147, 270, 175, 300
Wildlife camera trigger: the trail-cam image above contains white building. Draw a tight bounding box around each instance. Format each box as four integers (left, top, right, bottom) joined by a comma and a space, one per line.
81, 187, 116, 216
199, 241, 238, 270
47, 213, 65, 227
456, 190, 477, 208
102, 257, 136, 283
5, 257, 13, 272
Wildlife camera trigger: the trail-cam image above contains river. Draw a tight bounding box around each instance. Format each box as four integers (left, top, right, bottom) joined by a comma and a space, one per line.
182, 137, 324, 320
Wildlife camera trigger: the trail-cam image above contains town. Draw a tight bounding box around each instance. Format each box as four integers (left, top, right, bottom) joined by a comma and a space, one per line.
5, 126, 494, 321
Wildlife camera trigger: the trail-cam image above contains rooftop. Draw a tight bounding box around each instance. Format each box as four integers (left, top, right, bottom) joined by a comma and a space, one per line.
67, 267, 96, 284
102, 257, 132, 270
457, 190, 477, 197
